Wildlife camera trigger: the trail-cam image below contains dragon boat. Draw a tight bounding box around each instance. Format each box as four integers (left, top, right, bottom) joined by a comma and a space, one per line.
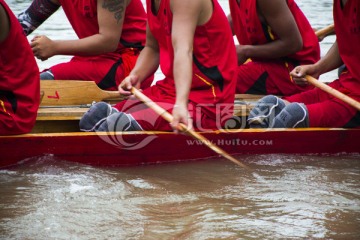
1, 81, 359, 169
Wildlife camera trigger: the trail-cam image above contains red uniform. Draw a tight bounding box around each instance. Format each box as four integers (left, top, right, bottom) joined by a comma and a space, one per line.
48, 0, 152, 90
229, 0, 320, 96
285, 0, 360, 128
0, 0, 40, 135
114, 0, 237, 131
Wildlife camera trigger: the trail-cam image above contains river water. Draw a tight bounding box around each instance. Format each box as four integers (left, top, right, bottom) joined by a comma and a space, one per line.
1, 0, 360, 239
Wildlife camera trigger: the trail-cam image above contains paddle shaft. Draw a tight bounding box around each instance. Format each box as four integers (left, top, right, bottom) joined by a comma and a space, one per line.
130, 87, 250, 169
315, 24, 335, 38
306, 75, 360, 111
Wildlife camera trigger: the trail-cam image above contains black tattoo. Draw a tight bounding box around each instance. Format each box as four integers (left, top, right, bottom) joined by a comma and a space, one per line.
102, 0, 125, 23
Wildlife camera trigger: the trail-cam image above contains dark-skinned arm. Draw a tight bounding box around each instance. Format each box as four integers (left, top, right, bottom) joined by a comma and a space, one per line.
239, 0, 303, 60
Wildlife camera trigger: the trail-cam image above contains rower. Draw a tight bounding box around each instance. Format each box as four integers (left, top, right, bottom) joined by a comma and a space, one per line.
228, 0, 320, 96
0, 0, 40, 135
249, 0, 360, 129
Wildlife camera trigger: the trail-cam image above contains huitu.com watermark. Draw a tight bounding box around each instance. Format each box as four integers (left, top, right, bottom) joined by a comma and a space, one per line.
186, 138, 273, 146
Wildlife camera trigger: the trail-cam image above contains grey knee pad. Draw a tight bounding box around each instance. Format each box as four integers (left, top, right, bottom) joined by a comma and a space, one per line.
40, 70, 55, 80
248, 95, 286, 128
79, 102, 118, 132
271, 102, 309, 128
97, 112, 143, 132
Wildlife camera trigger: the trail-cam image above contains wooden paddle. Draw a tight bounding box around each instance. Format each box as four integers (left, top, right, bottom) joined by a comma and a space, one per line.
130, 87, 250, 169
40, 80, 124, 106
315, 24, 335, 39
306, 75, 360, 111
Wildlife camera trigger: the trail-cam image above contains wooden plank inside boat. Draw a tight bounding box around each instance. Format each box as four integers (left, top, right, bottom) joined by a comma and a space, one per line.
33, 106, 89, 133
33, 94, 259, 133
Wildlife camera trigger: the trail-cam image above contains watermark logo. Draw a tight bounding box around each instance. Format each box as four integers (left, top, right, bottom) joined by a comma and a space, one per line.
95, 99, 164, 150
186, 138, 273, 146
96, 101, 254, 150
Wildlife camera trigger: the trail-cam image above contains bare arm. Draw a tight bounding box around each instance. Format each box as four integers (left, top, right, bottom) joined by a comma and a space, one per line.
31, 0, 127, 59
290, 41, 343, 83
240, 0, 303, 60
227, 14, 235, 36
0, 4, 10, 43
313, 41, 343, 74
170, 0, 210, 130
171, 0, 200, 109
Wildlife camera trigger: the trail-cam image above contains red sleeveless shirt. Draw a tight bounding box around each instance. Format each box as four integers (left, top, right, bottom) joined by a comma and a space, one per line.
59, 0, 147, 56
146, 0, 237, 118
0, 0, 40, 134
229, 0, 320, 65
334, 0, 360, 92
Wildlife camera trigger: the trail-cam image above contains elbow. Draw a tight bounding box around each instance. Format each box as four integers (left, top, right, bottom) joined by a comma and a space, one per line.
106, 39, 119, 53
289, 37, 303, 54
100, 34, 120, 53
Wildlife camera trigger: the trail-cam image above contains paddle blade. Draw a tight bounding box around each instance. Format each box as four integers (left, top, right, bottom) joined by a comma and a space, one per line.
40, 80, 124, 106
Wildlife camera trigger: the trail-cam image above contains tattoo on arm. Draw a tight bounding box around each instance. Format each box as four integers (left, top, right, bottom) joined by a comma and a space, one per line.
102, 0, 125, 23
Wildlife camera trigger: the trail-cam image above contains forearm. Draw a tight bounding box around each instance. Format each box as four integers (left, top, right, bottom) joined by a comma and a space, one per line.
128, 46, 159, 83
313, 41, 343, 75
173, 50, 192, 106
18, 0, 60, 35
51, 34, 119, 56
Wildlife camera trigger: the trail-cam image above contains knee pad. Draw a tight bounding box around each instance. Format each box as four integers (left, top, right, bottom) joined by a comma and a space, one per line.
40, 70, 55, 80
271, 102, 309, 128
97, 112, 142, 132
18, 0, 60, 35
248, 95, 286, 128
79, 102, 118, 131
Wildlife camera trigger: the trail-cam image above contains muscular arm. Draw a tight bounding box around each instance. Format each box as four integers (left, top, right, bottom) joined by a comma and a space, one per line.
32, 0, 127, 59
168, 0, 211, 129
0, 4, 10, 43
241, 0, 303, 60
171, 0, 210, 108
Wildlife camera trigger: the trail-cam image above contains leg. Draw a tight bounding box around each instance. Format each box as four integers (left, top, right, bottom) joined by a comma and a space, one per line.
40, 69, 54, 80
79, 102, 118, 131
236, 60, 312, 96
50, 56, 121, 90
248, 95, 286, 128
97, 112, 143, 132
271, 102, 309, 128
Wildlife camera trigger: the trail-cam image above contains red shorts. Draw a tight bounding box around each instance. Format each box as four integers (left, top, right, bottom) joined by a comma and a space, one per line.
285, 74, 360, 128
48, 51, 153, 91
113, 86, 219, 131
236, 60, 313, 96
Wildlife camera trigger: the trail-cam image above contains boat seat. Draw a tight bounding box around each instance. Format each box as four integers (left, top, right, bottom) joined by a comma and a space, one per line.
32, 95, 262, 133
36, 103, 253, 121
37, 106, 90, 121
36, 94, 264, 121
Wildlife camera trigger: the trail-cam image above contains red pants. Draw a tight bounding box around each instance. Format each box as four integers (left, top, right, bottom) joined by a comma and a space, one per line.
48, 51, 153, 91
236, 60, 313, 96
285, 75, 360, 128
114, 86, 221, 131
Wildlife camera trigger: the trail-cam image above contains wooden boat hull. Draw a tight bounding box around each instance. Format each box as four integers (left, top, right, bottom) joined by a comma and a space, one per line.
1, 128, 359, 168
